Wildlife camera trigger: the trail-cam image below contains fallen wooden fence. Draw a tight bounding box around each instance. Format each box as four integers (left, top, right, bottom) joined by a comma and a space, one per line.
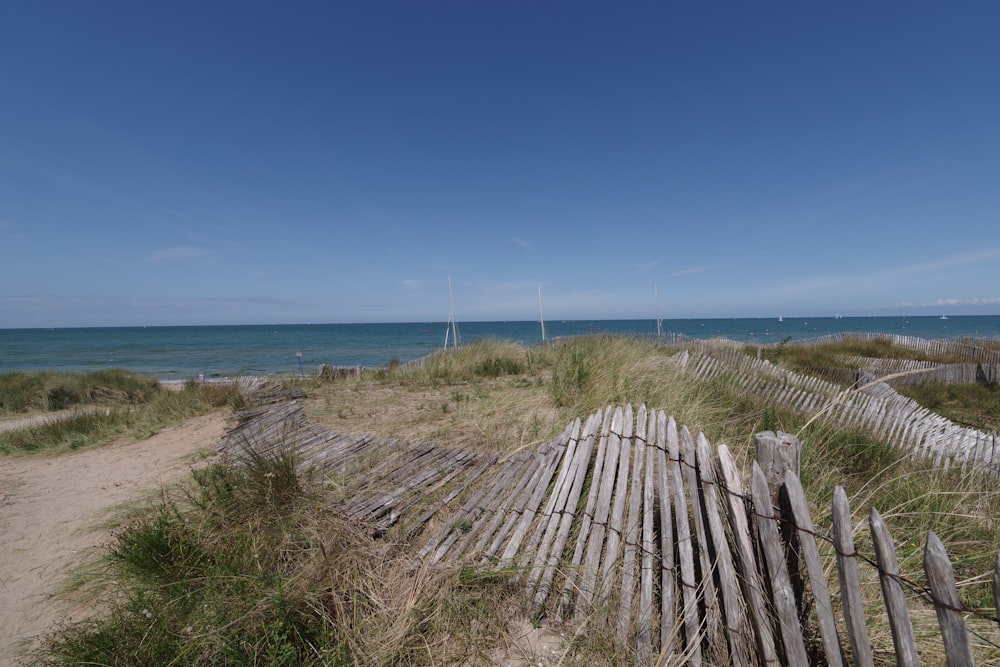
218, 400, 1000, 665
673, 347, 1000, 479
785, 332, 1000, 365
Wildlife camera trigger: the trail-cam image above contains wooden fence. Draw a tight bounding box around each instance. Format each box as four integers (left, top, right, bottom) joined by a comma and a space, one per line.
780, 332, 1000, 365
836, 356, 1000, 386
219, 399, 1000, 665
673, 347, 1000, 479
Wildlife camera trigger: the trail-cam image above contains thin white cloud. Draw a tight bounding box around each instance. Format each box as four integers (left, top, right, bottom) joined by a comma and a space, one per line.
128, 297, 302, 310
770, 246, 1000, 298
510, 237, 533, 254
149, 246, 209, 261
634, 259, 661, 273
672, 262, 721, 277
400, 279, 420, 289
879, 246, 1000, 280
929, 297, 1000, 307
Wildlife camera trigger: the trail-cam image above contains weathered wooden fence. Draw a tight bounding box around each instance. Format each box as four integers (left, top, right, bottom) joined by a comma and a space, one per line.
783, 332, 1000, 365
673, 347, 1000, 479
838, 356, 1000, 386
219, 400, 1000, 665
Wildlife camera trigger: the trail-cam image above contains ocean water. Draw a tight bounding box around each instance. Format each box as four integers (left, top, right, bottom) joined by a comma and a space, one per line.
2, 316, 998, 381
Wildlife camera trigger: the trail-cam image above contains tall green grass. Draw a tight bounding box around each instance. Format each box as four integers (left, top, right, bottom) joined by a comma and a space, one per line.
0, 369, 160, 414
0, 380, 244, 456
35, 446, 521, 666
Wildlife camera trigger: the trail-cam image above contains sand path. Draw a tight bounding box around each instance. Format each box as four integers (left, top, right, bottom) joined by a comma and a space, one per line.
0, 412, 227, 666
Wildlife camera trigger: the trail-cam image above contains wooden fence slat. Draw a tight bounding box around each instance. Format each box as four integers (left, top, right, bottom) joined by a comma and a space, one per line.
500, 439, 568, 564
657, 411, 678, 656
682, 426, 723, 659
618, 405, 647, 641
637, 408, 657, 664
670, 417, 703, 665
832, 486, 875, 667
751, 462, 810, 667
717, 445, 778, 666
559, 407, 612, 618
600, 405, 635, 604
481, 445, 560, 562
869, 507, 921, 667
530, 413, 600, 608
697, 433, 749, 667
522, 422, 581, 566
782, 470, 846, 666
448, 454, 533, 561
925, 531, 975, 667
575, 407, 625, 619
994, 554, 1000, 633
423, 455, 519, 562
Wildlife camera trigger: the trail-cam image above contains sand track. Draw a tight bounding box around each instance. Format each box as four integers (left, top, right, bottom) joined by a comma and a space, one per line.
0, 412, 226, 666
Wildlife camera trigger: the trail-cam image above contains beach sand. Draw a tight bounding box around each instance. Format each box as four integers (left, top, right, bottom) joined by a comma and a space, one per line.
0, 413, 226, 666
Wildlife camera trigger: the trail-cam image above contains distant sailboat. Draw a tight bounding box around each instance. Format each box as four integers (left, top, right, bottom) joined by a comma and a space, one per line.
940, 314, 949, 320
778, 315, 783, 322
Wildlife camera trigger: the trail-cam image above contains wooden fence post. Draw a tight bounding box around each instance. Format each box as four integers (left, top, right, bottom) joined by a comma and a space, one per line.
832, 486, 875, 667
924, 532, 974, 666
755, 431, 801, 507
869, 507, 921, 666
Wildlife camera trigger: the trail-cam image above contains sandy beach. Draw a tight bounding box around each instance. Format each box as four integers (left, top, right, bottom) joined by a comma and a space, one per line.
0, 413, 226, 666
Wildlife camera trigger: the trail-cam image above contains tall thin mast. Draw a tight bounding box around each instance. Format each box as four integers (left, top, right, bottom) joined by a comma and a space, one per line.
447, 276, 460, 349
538, 286, 547, 342
655, 284, 663, 337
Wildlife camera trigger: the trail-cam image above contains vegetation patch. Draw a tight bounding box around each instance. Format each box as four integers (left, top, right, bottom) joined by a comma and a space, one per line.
0, 379, 244, 456
897, 381, 1000, 431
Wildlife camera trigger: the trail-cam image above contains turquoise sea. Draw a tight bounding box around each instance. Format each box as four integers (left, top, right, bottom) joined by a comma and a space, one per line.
2, 316, 999, 381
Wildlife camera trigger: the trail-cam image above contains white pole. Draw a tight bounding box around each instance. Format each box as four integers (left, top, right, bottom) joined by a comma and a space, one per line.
448, 276, 460, 348
655, 284, 663, 337
538, 286, 547, 342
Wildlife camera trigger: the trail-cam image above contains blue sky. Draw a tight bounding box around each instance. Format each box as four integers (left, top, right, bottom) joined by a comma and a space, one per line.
2, 2, 998, 327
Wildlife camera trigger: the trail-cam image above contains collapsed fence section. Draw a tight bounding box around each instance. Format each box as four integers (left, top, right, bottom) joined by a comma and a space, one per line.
220, 400, 1000, 665
673, 346, 1000, 480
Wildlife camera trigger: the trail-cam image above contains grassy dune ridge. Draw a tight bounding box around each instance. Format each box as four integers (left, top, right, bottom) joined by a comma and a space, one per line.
24, 336, 1000, 665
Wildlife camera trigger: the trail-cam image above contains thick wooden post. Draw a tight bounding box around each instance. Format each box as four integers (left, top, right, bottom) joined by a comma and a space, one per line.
755, 431, 801, 507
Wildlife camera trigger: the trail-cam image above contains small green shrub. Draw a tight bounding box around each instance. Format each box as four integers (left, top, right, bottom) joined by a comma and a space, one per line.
473, 356, 525, 377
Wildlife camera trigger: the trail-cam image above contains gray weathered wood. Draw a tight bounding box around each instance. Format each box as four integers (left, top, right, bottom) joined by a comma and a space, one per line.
924, 531, 975, 667
697, 432, 747, 667
717, 445, 778, 666
500, 439, 567, 564
618, 404, 646, 641
669, 417, 702, 665
869, 507, 920, 667
575, 407, 624, 619
995, 554, 1000, 634
530, 413, 599, 607
681, 426, 722, 660
601, 405, 634, 604
832, 486, 875, 667
657, 411, 677, 656
523, 421, 581, 583
560, 407, 612, 618
782, 470, 846, 667
751, 462, 810, 667
637, 408, 656, 664
755, 431, 801, 506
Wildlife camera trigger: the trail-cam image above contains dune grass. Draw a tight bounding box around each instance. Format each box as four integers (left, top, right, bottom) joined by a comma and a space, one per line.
0, 377, 245, 456
897, 381, 1000, 431
31, 336, 1000, 665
